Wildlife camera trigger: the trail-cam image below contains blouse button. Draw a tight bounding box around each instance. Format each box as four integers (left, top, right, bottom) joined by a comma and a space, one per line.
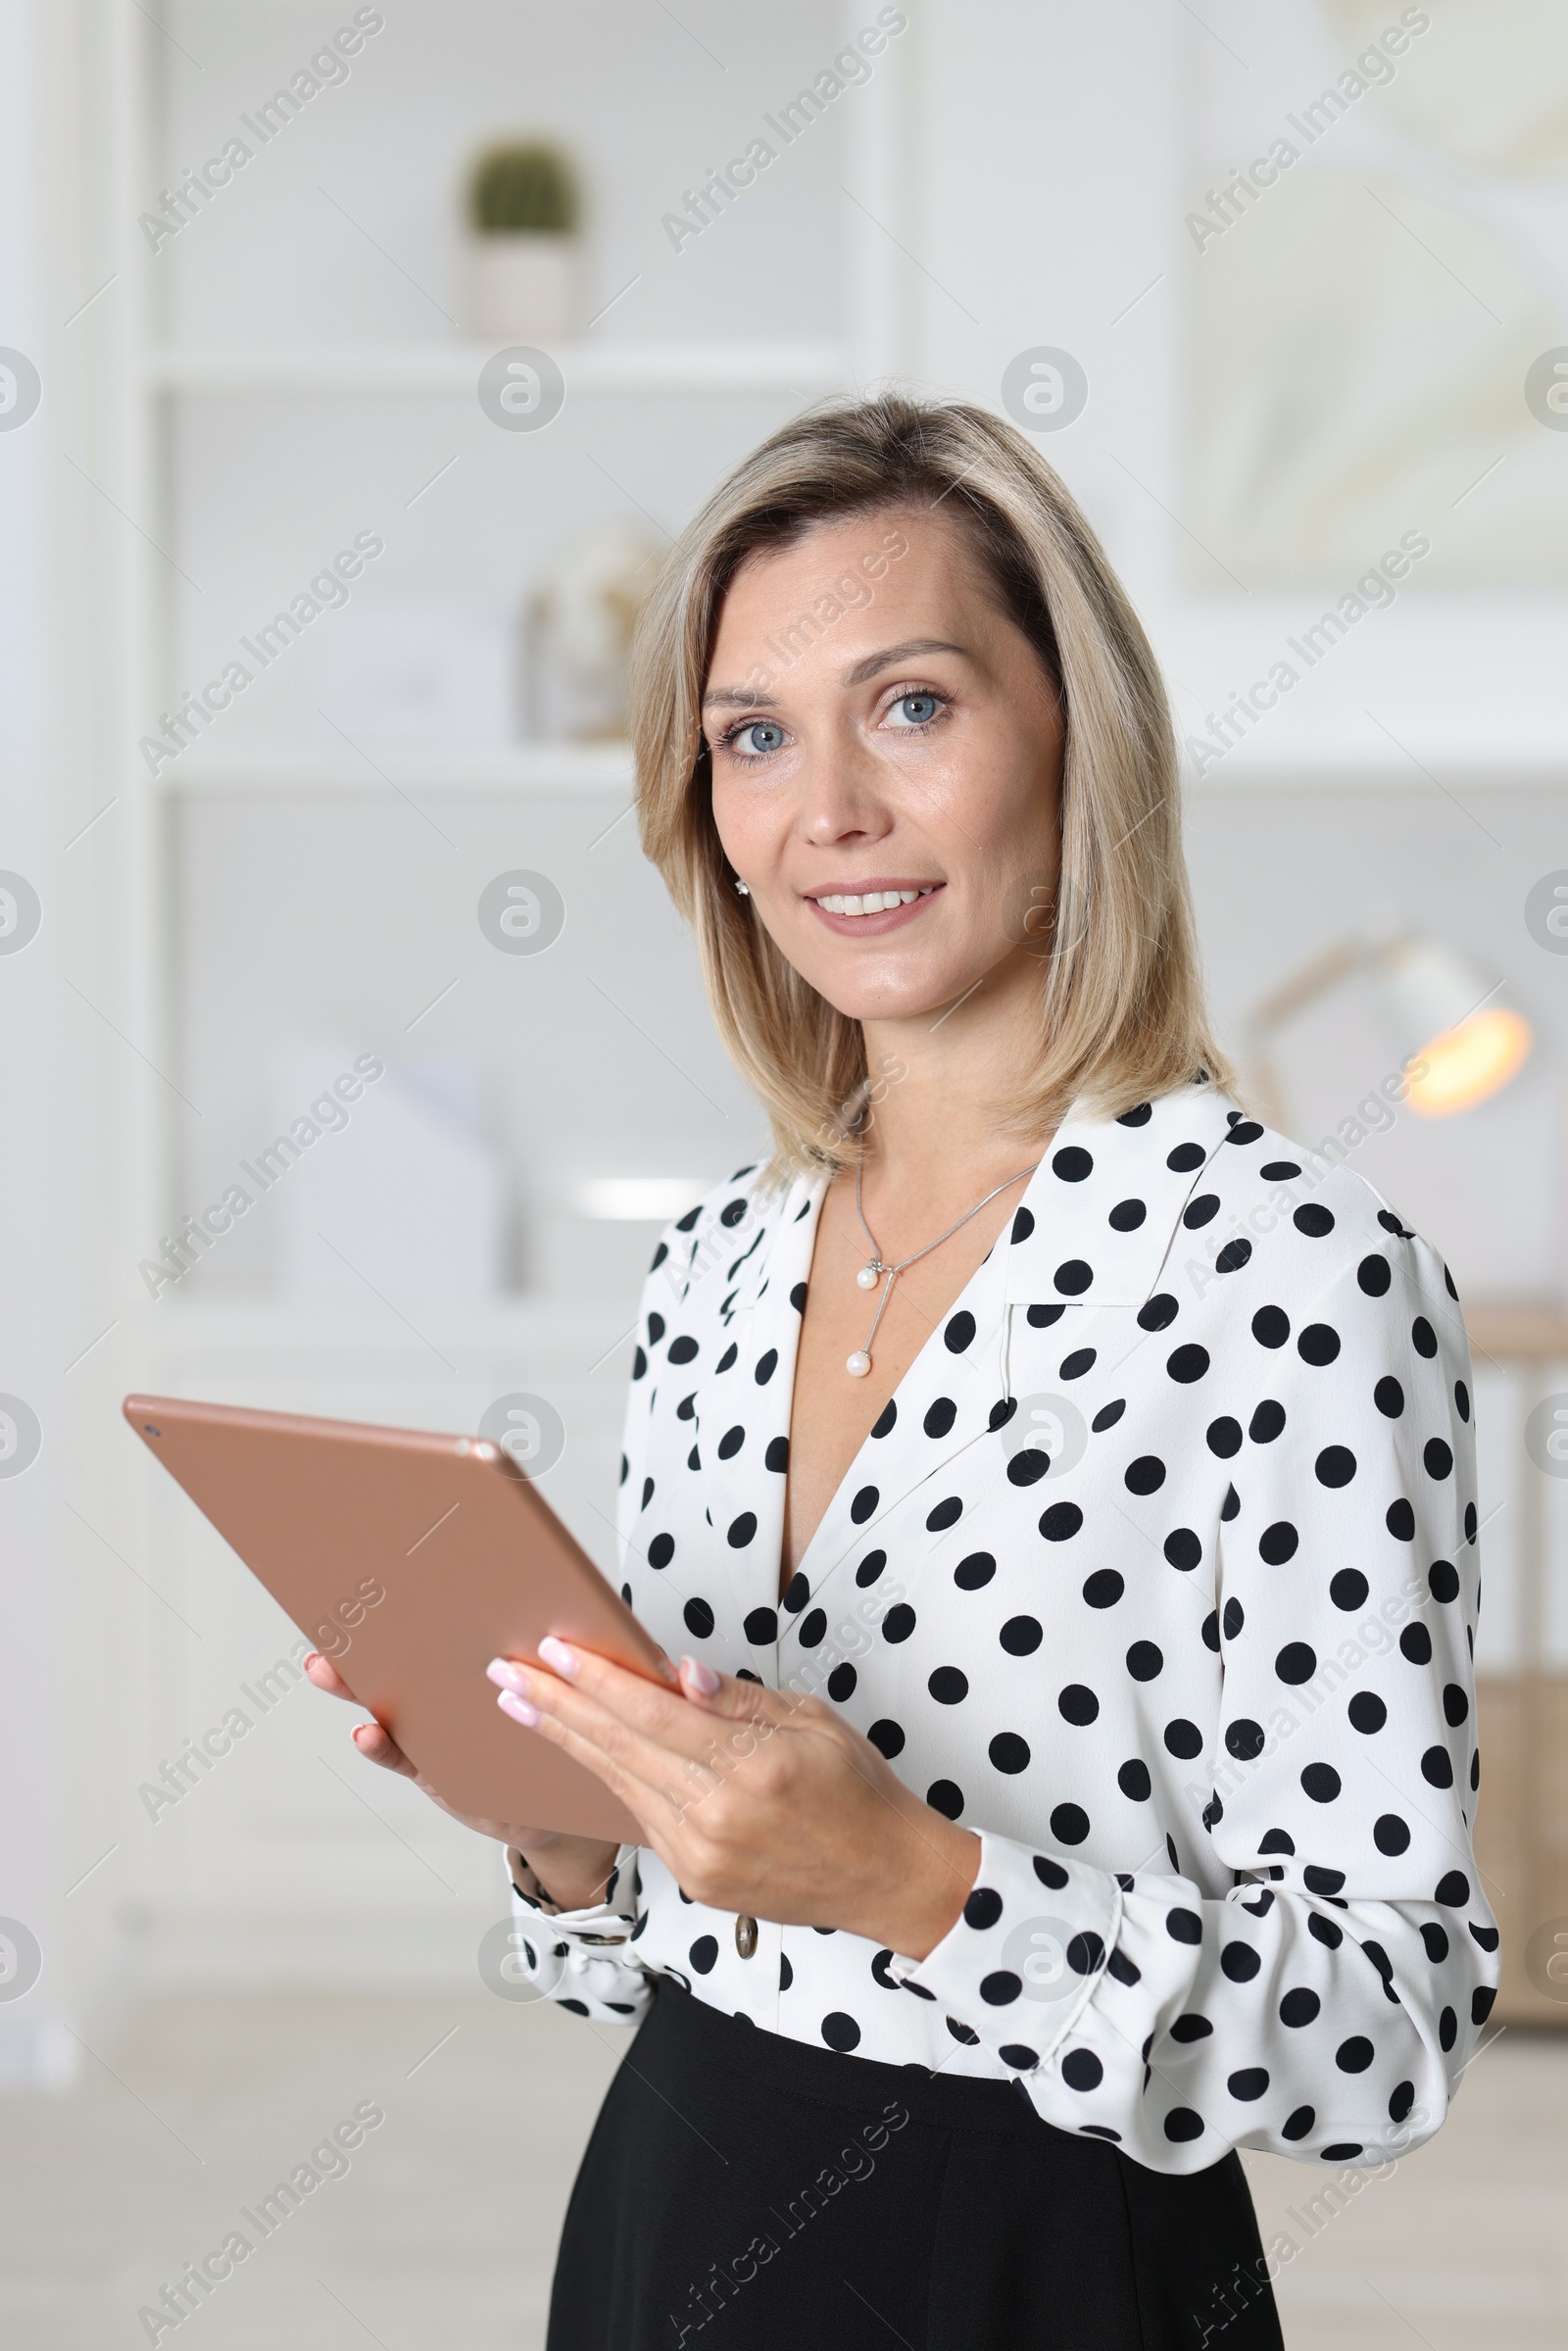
735, 1914, 759, 1959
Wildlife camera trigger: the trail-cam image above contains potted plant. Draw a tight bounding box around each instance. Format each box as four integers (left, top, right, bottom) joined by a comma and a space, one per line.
466, 141, 580, 341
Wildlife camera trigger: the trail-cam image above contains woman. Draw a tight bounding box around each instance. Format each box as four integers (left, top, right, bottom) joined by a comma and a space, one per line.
309, 394, 1495, 2348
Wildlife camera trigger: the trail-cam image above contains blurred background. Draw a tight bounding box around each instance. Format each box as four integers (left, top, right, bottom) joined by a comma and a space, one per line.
2, 0, 1567, 2343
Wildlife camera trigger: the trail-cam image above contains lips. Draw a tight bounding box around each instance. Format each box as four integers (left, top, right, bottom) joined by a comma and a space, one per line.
805, 880, 945, 937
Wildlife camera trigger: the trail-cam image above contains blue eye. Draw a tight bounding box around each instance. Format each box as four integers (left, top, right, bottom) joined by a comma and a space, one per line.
889, 693, 941, 727
730, 719, 786, 758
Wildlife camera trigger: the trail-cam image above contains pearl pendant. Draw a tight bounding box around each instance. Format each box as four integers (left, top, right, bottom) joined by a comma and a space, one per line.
846, 1349, 871, 1377
856, 1262, 881, 1290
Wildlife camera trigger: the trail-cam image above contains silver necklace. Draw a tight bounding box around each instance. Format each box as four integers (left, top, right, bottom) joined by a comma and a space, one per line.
845, 1157, 1041, 1378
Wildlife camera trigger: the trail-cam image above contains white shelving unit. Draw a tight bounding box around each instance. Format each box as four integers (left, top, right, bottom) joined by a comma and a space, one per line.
86, 0, 913, 1993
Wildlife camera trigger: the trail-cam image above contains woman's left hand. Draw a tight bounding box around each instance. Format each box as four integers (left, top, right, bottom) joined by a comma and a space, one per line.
486, 1641, 980, 1962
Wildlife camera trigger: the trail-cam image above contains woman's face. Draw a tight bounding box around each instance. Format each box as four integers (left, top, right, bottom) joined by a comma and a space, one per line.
705, 505, 1063, 1024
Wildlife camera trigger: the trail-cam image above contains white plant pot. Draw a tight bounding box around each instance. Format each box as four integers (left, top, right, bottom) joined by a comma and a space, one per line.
466, 233, 579, 342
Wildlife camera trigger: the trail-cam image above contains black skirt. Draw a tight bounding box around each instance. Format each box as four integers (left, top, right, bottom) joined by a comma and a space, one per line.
548, 1982, 1284, 2351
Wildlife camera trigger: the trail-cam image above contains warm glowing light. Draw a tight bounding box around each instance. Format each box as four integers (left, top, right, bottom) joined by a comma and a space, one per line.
1406, 1008, 1533, 1116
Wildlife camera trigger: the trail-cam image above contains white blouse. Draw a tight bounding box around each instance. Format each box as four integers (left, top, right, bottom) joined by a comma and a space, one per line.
508, 1078, 1497, 2174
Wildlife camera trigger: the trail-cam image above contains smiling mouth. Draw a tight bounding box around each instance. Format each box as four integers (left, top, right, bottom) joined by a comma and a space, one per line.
808, 884, 942, 918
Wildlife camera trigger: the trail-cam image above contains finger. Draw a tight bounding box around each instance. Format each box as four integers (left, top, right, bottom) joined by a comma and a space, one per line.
350, 1719, 418, 1778
493, 1644, 751, 1779
305, 1651, 359, 1700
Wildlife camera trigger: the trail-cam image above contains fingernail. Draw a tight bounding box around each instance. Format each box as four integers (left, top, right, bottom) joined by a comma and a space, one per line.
537, 1635, 579, 1678
683, 1655, 720, 1696
487, 1657, 526, 1692
497, 1688, 540, 1728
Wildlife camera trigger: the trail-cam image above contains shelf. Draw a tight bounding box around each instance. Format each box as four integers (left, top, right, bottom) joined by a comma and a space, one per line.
140, 341, 852, 397
157, 744, 635, 796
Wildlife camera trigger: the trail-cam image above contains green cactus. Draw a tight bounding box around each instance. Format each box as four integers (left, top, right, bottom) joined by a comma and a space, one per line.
469, 143, 578, 235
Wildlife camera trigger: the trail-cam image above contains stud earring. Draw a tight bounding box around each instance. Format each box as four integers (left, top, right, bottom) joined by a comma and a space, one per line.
733, 878, 750, 896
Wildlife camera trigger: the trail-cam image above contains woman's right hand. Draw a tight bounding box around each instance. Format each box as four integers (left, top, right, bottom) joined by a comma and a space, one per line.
304, 1651, 621, 1910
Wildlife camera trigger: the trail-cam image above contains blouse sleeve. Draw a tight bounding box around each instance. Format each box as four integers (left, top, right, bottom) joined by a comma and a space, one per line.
499, 1841, 653, 2025
890, 1225, 1499, 2172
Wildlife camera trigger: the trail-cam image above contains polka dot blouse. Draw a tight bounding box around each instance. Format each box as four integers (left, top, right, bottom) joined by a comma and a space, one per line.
508, 1079, 1498, 2174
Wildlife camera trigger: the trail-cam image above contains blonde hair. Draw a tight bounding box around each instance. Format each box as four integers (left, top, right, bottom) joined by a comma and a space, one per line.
630, 390, 1236, 1177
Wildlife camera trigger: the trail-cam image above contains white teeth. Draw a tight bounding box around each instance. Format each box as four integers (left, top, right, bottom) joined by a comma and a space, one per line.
814, 887, 933, 915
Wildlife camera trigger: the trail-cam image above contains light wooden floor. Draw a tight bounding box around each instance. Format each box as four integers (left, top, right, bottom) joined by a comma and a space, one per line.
2, 1994, 1561, 2347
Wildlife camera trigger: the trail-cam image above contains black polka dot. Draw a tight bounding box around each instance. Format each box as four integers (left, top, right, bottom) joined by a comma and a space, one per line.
1375, 1376, 1405, 1418
1163, 1719, 1202, 1759
1357, 1254, 1392, 1297
1421, 1744, 1454, 1788
798, 1608, 826, 1648
1058, 1684, 1100, 1726
688, 1935, 718, 1974
820, 2012, 860, 2051
1330, 1569, 1368, 1611
1259, 1521, 1299, 1564
647, 1532, 675, 1569
782, 1571, 809, 1613
956, 1551, 996, 1590
990, 1733, 1031, 1775
1061, 2048, 1103, 2091
1348, 1691, 1387, 1735
1001, 1615, 1043, 1655
1164, 1528, 1202, 1571
871, 1398, 897, 1438
1300, 1762, 1342, 1802
683, 1597, 714, 1639
882, 1603, 916, 1643
944, 1311, 976, 1353
743, 1606, 778, 1644
1139, 1294, 1179, 1331
851, 1484, 880, 1522
1373, 1813, 1411, 1855
963, 1886, 1004, 1930
926, 1495, 962, 1532
1225, 1719, 1265, 1761
1183, 1194, 1220, 1229
1109, 1198, 1147, 1232
726, 1511, 757, 1549
1166, 1908, 1202, 1945
1294, 1203, 1335, 1238
1168, 1344, 1210, 1383
827, 1663, 857, 1702
1315, 1445, 1355, 1487
1118, 1759, 1152, 1800
856, 1549, 887, 1587
1039, 1502, 1083, 1542
1206, 1417, 1242, 1458
1083, 1569, 1124, 1609
1221, 1942, 1261, 1983
1424, 1438, 1453, 1481
1279, 1987, 1320, 2028
980, 1972, 1022, 2006
1429, 1559, 1459, 1603
1126, 1641, 1163, 1682
1054, 1259, 1093, 1297
923, 1397, 956, 1439
1053, 1146, 1093, 1182
927, 1779, 964, 1819
754, 1348, 777, 1385
1125, 1455, 1166, 1494
667, 1335, 699, 1365
1282, 2105, 1314, 2139
1163, 2109, 1204, 2142
1298, 1323, 1341, 1365
866, 1719, 905, 1759
1228, 2068, 1269, 2101
929, 1666, 968, 1704
1400, 1622, 1433, 1665
1276, 1642, 1316, 1686
1252, 1305, 1291, 1348
764, 1436, 789, 1472
1033, 1855, 1069, 1889
1336, 2035, 1374, 2073
1010, 1205, 1035, 1244
1051, 1802, 1089, 1843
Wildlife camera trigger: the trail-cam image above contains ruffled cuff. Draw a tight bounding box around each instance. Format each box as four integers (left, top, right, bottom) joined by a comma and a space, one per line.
507, 1840, 641, 1940
886, 1831, 1123, 2070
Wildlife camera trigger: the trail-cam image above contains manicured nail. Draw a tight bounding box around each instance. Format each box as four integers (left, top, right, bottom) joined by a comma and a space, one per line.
683, 1655, 720, 1696
487, 1657, 526, 1692
497, 1688, 540, 1728
537, 1636, 579, 1678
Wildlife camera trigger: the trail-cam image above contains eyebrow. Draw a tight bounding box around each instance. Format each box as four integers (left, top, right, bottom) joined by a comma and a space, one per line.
702, 638, 971, 711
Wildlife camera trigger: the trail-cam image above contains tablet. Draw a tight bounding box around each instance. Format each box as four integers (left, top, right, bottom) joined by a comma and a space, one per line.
123, 1392, 667, 1843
